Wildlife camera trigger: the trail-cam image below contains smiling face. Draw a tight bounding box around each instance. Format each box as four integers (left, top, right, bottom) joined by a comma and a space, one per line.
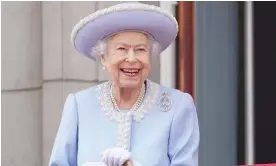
100, 31, 151, 88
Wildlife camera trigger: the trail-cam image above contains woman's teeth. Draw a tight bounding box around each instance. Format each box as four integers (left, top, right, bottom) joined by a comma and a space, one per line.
121, 69, 139, 73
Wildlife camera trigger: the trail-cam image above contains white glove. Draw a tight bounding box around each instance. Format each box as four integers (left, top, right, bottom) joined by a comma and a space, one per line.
83, 161, 107, 166
100, 148, 133, 166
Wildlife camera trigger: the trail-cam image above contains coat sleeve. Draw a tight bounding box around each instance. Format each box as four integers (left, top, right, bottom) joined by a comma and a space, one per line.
49, 94, 79, 166
168, 93, 200, 166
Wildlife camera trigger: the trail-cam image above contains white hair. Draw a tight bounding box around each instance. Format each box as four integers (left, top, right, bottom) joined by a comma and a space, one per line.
91, 34, 162, 61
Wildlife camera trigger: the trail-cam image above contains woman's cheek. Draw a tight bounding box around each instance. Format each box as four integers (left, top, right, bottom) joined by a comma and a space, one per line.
110, 54, 126, 64
139, 55, 151, 67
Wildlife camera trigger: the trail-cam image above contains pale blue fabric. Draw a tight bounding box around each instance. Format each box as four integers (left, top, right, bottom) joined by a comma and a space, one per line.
49, 81, 200, 166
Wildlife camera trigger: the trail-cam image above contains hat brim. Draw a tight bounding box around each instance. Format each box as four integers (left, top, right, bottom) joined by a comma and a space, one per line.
73, 9, 178, 60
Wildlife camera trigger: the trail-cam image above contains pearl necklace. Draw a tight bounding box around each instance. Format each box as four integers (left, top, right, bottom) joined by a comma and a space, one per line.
109, 83, 146, 150
97, 80, 159, 122
110, 83, 146, 112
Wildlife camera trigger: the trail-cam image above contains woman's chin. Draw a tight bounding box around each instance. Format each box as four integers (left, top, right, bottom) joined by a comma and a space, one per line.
118, 79, 142, 89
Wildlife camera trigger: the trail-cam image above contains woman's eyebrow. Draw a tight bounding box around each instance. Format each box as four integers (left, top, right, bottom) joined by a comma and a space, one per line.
115, 43, 148, 48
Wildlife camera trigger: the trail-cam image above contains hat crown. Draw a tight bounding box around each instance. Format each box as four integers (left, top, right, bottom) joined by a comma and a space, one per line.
71, 2, 178, 60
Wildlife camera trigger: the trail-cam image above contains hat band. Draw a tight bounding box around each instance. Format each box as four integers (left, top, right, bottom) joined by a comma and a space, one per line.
102, 29, 155, 41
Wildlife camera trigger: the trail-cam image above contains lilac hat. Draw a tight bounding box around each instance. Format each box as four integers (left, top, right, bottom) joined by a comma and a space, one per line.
71, 2, 179, 60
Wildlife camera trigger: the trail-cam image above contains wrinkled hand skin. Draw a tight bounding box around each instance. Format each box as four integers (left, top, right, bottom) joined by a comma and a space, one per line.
101, 148, 133, 166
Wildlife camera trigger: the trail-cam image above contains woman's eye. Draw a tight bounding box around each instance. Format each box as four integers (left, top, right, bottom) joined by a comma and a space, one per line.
137, 48, 146, 52
117, 47, 126, 51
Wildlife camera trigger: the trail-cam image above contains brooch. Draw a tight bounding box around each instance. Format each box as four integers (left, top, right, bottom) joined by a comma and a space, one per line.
159, 92, 172, 112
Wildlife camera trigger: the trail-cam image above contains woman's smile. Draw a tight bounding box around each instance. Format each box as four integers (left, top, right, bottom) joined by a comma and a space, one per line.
120, 68, 142, 77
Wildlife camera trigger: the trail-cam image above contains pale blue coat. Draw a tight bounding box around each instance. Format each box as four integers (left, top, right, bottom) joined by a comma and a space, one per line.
49, 80, 199, 166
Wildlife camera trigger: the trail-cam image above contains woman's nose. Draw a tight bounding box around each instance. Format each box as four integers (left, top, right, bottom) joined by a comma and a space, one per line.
126, 50, 137, 63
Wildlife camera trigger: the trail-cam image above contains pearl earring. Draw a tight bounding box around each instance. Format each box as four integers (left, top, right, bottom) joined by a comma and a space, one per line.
102, 66, 106, 70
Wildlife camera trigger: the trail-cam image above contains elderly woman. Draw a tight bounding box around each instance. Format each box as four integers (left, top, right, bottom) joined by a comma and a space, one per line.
49, 2, 199, 166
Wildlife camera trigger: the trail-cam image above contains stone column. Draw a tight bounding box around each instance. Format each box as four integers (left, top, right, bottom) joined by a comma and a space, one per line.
1, 2, 42, 166
42, 2, 98, 166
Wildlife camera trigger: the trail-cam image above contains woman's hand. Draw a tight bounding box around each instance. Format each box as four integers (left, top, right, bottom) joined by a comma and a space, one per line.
100, 148, 133, 166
